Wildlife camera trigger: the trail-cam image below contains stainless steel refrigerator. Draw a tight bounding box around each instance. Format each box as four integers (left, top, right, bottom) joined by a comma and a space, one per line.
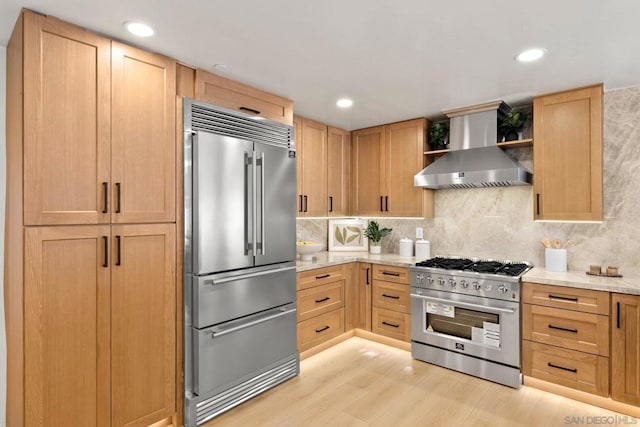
183, 99, 298, 426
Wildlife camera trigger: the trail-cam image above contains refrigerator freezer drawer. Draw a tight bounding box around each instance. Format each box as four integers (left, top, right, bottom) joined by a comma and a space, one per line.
193, 264, 296, 328
193, 304, 297, 396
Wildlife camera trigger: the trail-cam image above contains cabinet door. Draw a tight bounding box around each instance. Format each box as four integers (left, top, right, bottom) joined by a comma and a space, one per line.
23, 12, 111, 225
533, 85, 603, 221
351, 126, 384, 216
611, 294, 640, 405
384, 119, 428, 217
24, 226, 111, 427
353, 263, 372, 330
112, 224, 176, 426
299, 118, 328, 216
112, 42, 176, 223
294, 116, 304, 215
328, 127, 350, 216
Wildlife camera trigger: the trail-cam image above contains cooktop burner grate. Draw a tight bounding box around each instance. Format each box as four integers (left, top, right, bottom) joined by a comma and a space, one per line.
415, 256, 531, 278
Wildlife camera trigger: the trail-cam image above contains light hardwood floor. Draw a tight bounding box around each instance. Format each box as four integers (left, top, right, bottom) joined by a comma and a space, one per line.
209, 337, 628, 426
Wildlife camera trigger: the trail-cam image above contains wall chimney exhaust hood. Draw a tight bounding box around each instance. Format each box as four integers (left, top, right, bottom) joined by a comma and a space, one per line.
414, 101, 533, 189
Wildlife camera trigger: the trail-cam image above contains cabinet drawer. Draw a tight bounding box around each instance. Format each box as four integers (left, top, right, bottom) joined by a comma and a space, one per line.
372, 264, 409, 285
523, 282, 609, 315
297, 265, 345, 291
522, 304, 609, 356
297, 309, 345, 352
298, 281, 344, 322
372, 280, 410, 314
522, 341, 609, 397
195, 69, 293, 125
372, 307, 410, 342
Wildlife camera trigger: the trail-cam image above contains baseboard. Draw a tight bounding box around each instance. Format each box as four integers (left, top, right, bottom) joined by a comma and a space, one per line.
300, 330, 355, 360
524, 376, 640, 417
353, 329, 411, 351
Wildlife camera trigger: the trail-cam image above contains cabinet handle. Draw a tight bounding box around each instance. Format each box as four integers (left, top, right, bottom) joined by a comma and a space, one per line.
617, 302, 621, 329
382, 321, 400, 328
329, 196, 333, 212
315, 274, 330, 279
385, 195, 389, 212
303, 195, 308, 212
239, 106, 261, 115
102, 182, 108, 214
548, 294, 578, 302
382, 293, 400, 300
536, 193, 541, 215
547, 362, 577, 374
315, 325, 330, 333
382, 271, 401, 277
380, 196, 384, 212
115, 182, 121, 214
299, 195, 303, 213
102, 236, 108, 268
115, 235, 121, 266
315, 296, 330, 303
548, 324, 577, 333
365, 268, 370, 285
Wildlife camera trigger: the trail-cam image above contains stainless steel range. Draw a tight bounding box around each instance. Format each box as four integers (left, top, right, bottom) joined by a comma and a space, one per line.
410, 257, 532, 388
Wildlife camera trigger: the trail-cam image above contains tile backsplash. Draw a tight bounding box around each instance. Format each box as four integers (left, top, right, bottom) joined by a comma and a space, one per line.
297, 86, 640, 275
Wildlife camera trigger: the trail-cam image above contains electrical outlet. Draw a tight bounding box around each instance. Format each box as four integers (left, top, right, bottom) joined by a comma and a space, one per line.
416, 227, 424, 239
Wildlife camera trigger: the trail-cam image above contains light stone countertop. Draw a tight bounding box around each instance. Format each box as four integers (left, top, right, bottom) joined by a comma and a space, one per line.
523, 267, 640, 296
297, 253, 640, 296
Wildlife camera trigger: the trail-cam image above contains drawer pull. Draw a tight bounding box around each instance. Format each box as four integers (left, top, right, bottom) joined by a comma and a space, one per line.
315, 296, 330, 303
548, 294, 578, 302
315, 274, 330, 279
239, 106, 261, 115
382, 293, 400, 300
382, 321, 400, 328
548, 362, 577, 374
315, 325, 330, 333
548, 324, 578, 333
382, 271, 401, 277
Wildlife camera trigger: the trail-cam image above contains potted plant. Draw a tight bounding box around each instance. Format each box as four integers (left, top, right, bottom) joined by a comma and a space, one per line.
499, 111, 526, 141
429, 121, 449, 150
364, 221, 392, 254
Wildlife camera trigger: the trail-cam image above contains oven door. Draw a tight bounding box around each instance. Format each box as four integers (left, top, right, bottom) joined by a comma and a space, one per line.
411, 288, 520, 367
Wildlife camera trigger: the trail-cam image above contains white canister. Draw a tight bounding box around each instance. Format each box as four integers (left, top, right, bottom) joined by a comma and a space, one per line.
415, 239, 430, 259
399, 238, 413, 257
545, 248, 567, 272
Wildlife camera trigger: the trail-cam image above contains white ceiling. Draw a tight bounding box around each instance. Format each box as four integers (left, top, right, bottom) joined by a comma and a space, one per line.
2, 0, 640, 130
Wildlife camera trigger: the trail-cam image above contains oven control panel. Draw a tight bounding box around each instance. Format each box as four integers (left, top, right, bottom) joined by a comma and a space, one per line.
412, 269, 520, 302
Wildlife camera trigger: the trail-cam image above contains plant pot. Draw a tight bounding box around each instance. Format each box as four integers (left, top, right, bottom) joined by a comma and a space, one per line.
369, 245, 381, 254
504, 131, 520, 142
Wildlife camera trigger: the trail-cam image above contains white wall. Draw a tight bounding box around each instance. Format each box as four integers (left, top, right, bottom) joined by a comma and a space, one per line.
0, 45, 7, 427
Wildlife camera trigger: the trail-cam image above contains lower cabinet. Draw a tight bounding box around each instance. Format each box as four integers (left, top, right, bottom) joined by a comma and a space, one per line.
24, 224, 176, 427
371, 265, 411, 342
611, 293, 640, 406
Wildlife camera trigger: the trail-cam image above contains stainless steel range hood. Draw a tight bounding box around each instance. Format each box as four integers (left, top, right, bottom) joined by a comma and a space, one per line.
414, 101, 533, 189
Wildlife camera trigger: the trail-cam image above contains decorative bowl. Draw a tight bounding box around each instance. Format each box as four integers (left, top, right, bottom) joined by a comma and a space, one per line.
296, 241, 322, 261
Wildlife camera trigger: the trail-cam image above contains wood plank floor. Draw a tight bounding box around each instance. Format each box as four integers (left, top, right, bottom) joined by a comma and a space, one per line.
208, 337, 627, 426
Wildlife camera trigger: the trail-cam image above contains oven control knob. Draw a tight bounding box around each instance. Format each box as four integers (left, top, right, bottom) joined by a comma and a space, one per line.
416, 273, 424, 282
448, 278, 456, 287
498, 285, 509, 294
438, 278, 445, 286
427, 276, 434, 284
460, 280, 468, 288
472, 282, 481, 290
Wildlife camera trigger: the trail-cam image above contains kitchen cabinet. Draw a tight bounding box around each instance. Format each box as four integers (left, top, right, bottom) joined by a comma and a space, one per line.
327, 127, 351, 216
6, 10, 178, 427
194, 69, 293, 125
353, 263, 373, 331
294, 116, 328, 216
371, 265, 411, 342
533, 84, 603, 221
351, 119, 433, 217
522, 282, 610, 397
611, 294, 640, 406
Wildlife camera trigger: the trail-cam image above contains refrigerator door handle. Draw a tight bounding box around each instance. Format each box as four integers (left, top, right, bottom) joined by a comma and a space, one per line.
204, 265, 297, 286
209, 306, 297, 338
252, 149, 258, 259
244, 152, 253, 255
258, 152, 266, 256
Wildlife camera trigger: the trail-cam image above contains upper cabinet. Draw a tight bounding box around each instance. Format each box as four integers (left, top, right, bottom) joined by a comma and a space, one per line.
327, 127, 351, 216
533, 84, 603, 221
352, 119, 433, 217
20, 12, 176, 225
194, 69, 293, 125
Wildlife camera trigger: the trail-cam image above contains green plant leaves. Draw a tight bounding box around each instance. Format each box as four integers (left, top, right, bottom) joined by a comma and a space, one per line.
334, 226, 345, 245
334, 225, 363, 246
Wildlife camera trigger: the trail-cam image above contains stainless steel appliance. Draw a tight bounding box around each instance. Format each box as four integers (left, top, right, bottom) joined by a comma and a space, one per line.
183, 99, 298, 426
410, 257, 532, 388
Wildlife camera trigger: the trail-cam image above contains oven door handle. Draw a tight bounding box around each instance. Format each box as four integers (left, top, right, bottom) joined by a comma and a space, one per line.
410, 293, 516, 315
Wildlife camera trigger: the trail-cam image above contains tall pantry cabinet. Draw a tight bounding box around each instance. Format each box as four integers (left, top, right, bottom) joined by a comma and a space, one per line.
5, 10, 178, 427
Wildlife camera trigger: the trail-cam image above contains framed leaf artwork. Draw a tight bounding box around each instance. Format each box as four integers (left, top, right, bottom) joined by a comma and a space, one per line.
328, 219, 368, 252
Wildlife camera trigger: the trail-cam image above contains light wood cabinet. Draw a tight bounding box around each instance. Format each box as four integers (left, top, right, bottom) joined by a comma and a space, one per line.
353, 263, 373, 331
370, 265, 410, 342
327, 127, 350, 216
611, 294, 640, 406
533, 84, 603, 221
295, 116, 328, 216
351, 119, 433, 217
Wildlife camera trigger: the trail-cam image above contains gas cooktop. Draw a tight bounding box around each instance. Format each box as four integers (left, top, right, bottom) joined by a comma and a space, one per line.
415, 256, 531, 278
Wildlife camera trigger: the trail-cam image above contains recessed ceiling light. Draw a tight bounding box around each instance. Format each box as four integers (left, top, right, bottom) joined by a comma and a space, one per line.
124, 21, 154, 37
336, 98, 353, 108
515, 48, 546, 63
